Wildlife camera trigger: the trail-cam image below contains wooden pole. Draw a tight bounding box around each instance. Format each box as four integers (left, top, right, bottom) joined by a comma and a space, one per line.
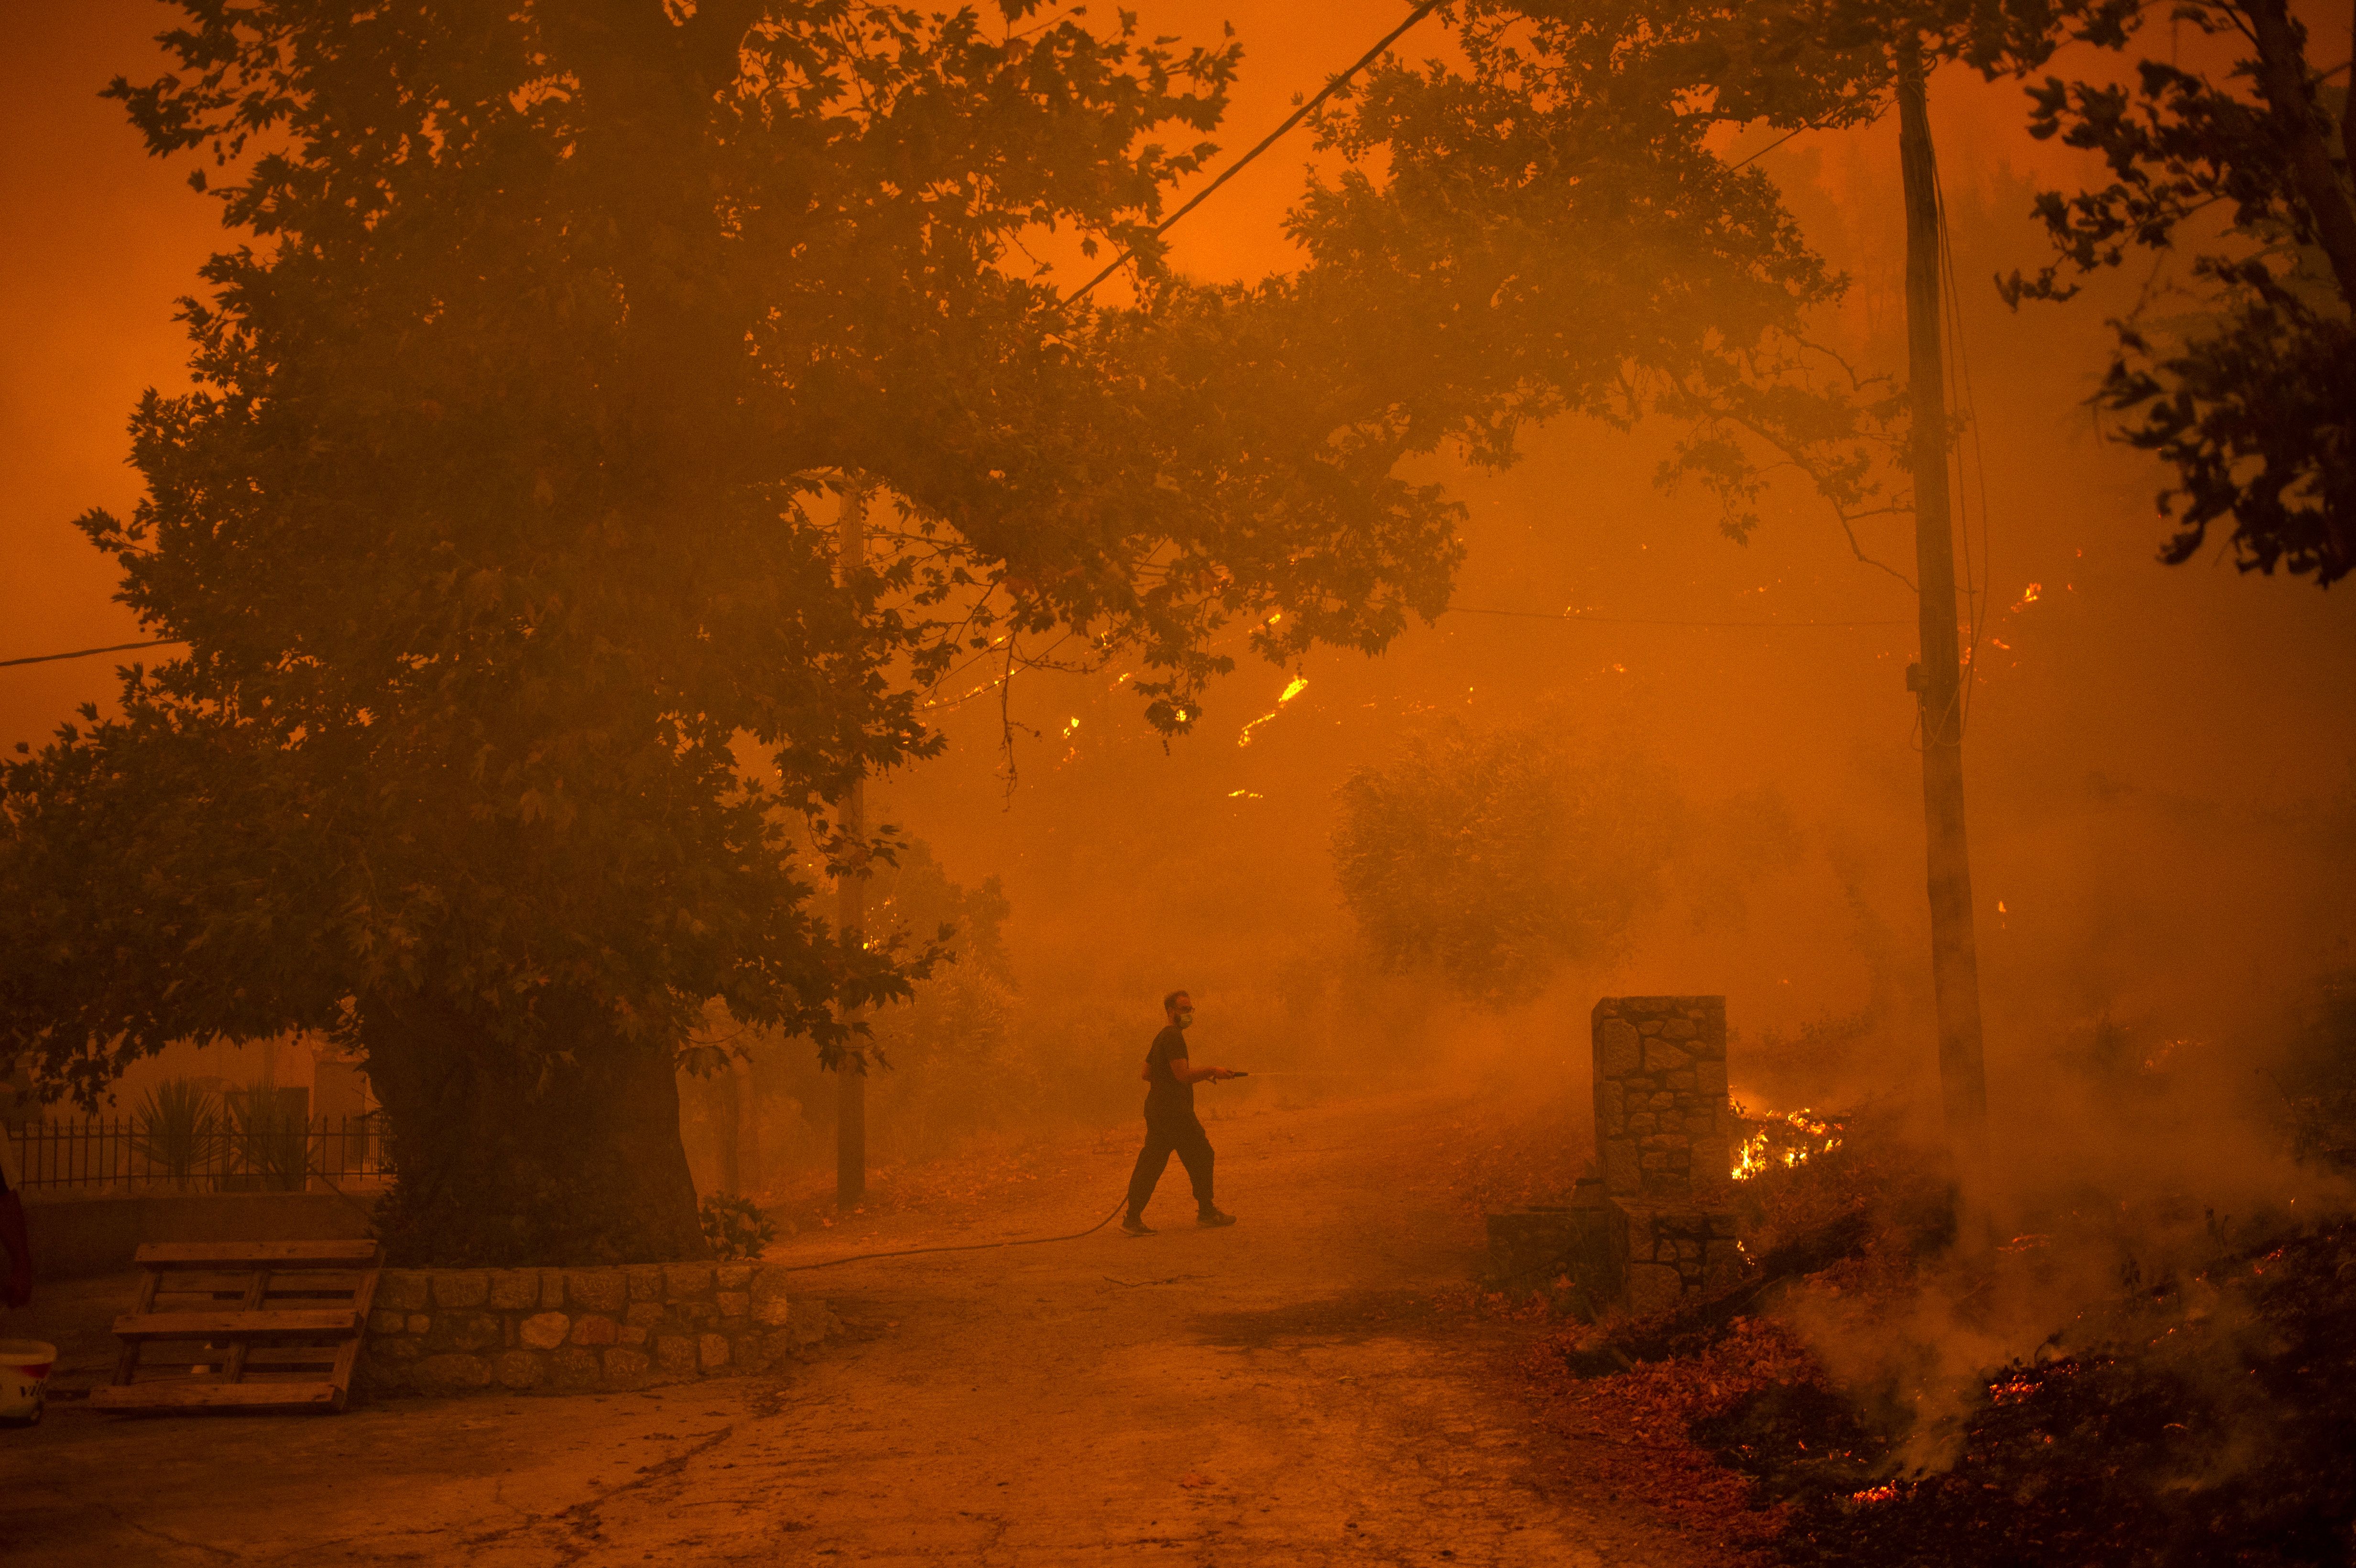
1898, 48, 1991, 1214
835, 482, 867, 1209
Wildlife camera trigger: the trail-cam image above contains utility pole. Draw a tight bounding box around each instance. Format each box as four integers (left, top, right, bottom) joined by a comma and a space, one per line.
836, 481, 868, 1209
1897, 48, 1991, 1215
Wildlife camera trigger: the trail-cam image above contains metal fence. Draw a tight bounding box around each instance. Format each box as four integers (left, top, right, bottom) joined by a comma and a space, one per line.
3, 1114, 393, 1194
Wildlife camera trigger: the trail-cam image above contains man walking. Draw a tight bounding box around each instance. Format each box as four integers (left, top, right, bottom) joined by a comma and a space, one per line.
1123, 990, 1238, 1236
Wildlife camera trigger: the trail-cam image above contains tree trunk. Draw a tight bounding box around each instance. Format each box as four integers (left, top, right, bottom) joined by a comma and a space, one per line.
836, 483, 869, 1209
2247, 0, 2356, 311
730, 1054, 761, 1198
1897, 50, 1993, 1216
360, 991, 710, 1266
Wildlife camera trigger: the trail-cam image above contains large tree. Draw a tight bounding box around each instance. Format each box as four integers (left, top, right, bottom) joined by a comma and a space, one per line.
2000, 0, 2354, 586
0, 1, 1450, 1264
1, 0, 1963, 1263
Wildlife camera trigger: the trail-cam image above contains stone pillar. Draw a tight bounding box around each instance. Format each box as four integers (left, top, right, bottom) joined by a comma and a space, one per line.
1592, 996, 1731, 1200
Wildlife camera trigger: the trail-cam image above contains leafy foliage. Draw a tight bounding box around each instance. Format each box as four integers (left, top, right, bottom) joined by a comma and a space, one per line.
698, 1193, 777, 1262
0, 0, 1460, 1261
2000, 0, 2356, 585
131, 1077, 223, 1189
1331, 715, 1685, 1005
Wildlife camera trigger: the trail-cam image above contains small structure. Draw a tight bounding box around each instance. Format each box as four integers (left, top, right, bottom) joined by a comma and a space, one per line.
94, 1238, 382, 1412
1484, 995, 1746, 1315
1592, 995, 1743, 1313
1483, 1178, 1615, 1305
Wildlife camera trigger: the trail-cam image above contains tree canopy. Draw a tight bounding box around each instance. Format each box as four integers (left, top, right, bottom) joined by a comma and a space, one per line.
0, 0, 2064, 1261
2001, 0, 2354, 586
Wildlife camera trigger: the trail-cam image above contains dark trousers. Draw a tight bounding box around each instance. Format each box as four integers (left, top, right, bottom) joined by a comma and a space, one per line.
1127, 1106, 1214, 1217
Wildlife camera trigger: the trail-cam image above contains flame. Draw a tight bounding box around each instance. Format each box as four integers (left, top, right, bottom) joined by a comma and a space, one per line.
1236, 675, 1309, 748
1730, 1105, 1844, 1180
1227, 789, 1262, 799
1850, 1483, 1900, 1505
2012, 582, 2041, 611
1061, 717, 1080, 738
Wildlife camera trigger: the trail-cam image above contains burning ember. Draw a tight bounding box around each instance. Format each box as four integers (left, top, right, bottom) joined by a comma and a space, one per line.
1730, 1104, 1845, 1181
1237, 675, 1310, 747
1849, 1483, 1901, 1505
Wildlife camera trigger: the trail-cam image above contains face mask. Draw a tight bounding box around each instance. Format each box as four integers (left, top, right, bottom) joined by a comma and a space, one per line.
1174, 1010, 1194, 1029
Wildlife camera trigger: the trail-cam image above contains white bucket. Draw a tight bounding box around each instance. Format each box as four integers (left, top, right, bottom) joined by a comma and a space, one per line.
0, 1340, 55, 1425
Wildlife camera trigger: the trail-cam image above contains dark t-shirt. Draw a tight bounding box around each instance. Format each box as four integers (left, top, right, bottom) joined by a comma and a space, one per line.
1144, 1024, 1193, 1114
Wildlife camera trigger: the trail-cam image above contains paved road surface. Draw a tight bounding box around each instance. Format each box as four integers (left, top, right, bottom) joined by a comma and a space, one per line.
0, 1090, 1715, 1566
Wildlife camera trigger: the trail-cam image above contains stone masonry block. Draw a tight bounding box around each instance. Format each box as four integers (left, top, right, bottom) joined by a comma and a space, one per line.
377, 1271, 431, 1313
567, 1270, 628, 1315
1694, 1059, 1728, 1097
1644, 1042, 1691, 1073
715, 1264, 755, 1291
1595, 1017, 1642, 1077
625, 1302, 665, 1328
519, 1312, 570, 1350
717, 1292, 751, 1320
486, 1270, 540, 1311
549, 1346, 602, 1392
432, 1311, 501, 1353
411, 1353, 491, 1397
570, 1315, 620, 1347
603, 1348, 653, 1391
655, 1337, 699, 1378
698, 1333, 731, 1371
369, 1309, 408, 1336
492, 1350, 545, 1392
406, 1314, 432, 1335
540, 1269, 568, 1308
625, 1265, 665, 1303
665, 1264, 717, 1300
433, 1272, 490, 1310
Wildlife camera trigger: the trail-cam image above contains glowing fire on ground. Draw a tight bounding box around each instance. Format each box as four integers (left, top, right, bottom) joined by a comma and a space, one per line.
1730, 1104, 1845, 1181
1850, 1483, 1901, 1505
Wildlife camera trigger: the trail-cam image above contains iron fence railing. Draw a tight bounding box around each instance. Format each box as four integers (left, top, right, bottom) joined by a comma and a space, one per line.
4, 1114, 392, 1194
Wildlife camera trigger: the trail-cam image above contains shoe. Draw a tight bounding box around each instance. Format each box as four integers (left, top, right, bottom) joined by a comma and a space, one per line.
1197, 1209, 1237, 1228
1120, 1214, 1155, 1236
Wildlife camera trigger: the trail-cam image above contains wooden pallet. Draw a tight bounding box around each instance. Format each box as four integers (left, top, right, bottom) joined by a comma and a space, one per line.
91, 1239, 382, 1414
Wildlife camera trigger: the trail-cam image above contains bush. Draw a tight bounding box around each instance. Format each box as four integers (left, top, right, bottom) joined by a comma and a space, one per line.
699, 1194, 776, 1261
132, 1078, 221, 1188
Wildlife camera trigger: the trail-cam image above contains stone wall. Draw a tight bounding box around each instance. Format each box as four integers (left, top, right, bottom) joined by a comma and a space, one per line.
1609, 1203, 1744, 1315
358, 1262, 831, 1398
1483, 1179, 1618, 1305
1591, 995, 1731, 1201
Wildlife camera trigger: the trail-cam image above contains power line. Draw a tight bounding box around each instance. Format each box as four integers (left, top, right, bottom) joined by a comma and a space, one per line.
1446, 605, 1909, 628
0, 637, 184, 670
1066, 0, 1444, 305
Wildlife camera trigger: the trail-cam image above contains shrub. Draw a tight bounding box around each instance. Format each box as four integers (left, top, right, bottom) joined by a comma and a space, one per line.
700, 1194, 776, 1261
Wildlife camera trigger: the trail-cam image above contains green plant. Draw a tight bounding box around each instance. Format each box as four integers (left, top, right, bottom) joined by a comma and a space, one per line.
699, 1195, 776, 1263
131, 1078, 220, 1189
226, 1087, 310, 1193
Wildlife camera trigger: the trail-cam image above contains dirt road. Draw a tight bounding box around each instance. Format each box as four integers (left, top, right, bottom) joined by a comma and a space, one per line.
0, 1089, 1722, 1566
